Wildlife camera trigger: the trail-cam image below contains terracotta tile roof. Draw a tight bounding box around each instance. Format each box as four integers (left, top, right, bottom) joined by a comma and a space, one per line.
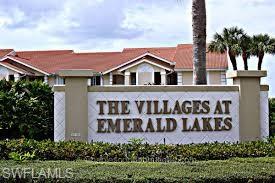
123, 44, 227, 70
15, 50, 73, 59
123, 47, 177, 61
1, 44, 228, 74
173, 44, 228, 69
18, 51, 144, 73
0, 49, 14, 57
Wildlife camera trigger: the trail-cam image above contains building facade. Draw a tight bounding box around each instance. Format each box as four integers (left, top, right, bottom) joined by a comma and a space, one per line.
0, 44, 228, 86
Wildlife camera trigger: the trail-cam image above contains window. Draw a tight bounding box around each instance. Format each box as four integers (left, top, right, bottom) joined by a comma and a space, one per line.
55, 76, 65, 85
9, 75, 14, 82
28, 76, 44, 82
221, 71, 227, 85
130, 72, 136, 85
167, 72, 177, 85
154, 72, 161, 85
113, 75, 124, 85
91, 76, 101, 86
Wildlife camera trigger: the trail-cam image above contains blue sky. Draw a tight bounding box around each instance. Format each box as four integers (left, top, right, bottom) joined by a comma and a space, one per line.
0, 0, 274, 96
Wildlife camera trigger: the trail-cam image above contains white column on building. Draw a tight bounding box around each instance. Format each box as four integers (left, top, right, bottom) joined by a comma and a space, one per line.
14, 73, 20, 82
100, 76, 104, 86
109, 72, 113, 85
5, 75, 9, 81
136, 72, 139, 85
124, 71, 130, 85
207, 71, 210, 85
87, 78, 91, 86
161, 70, 166, 85
177, 72, 183, 85
152, 72, 155, 84
44, 75, 48, 84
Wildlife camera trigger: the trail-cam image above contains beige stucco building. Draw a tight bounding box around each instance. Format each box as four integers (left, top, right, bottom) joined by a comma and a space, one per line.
0, 44, 228, 86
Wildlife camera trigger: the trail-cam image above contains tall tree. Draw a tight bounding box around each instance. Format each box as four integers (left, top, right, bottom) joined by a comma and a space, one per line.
251, 34, 275, 70
239, 33, 252, 70
208, 27, 243, 70
192, 0, 207, 85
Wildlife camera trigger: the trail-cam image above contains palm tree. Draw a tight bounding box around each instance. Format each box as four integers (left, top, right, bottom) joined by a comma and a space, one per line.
239, 34, 252, 70
251, 34, 275, 70
208, 27, 244, 70
192, 0, 207, 85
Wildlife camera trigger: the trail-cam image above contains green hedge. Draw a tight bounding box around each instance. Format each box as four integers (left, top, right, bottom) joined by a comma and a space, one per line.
0, 138, 274, 161
0, 158, 274, 182
0, 80, 54, 140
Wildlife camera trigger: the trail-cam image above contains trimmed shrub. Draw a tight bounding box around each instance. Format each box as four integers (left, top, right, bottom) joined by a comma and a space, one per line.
0, 138, 274, 161
0, 158, 274, 182
0, 80, 54, 140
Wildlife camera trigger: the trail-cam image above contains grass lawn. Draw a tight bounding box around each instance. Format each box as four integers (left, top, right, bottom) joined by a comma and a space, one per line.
0, 157, 274, 182
0, 157, 275, 182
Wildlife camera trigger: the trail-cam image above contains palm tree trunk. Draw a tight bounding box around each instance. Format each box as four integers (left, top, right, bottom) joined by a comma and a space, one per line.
228, 52, 238, 70
242, 52, 248, 70
192, 0, 207, 85
258, 53, 264, 70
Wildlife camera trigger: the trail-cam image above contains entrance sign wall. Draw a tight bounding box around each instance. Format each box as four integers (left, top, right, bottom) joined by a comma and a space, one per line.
54, 70, 269, 144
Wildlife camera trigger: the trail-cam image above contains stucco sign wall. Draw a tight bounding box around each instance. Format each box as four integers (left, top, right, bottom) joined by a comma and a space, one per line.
88, 91, 239, 144
53, 70, 269, 144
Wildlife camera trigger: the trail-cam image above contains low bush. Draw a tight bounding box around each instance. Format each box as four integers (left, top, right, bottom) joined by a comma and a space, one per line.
0, 138, 274, 161
0, 157, 274, 182
0, 80, 54, 140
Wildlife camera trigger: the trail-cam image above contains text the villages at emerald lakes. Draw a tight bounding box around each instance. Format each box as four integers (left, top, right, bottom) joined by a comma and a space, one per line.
96, 100, 233, 133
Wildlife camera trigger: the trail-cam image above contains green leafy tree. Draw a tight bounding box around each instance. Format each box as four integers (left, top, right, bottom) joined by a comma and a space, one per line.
208, 27, 244, 70
251, 34, 275, 70
0, 80, 54, 140
192, 0, 207, 85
